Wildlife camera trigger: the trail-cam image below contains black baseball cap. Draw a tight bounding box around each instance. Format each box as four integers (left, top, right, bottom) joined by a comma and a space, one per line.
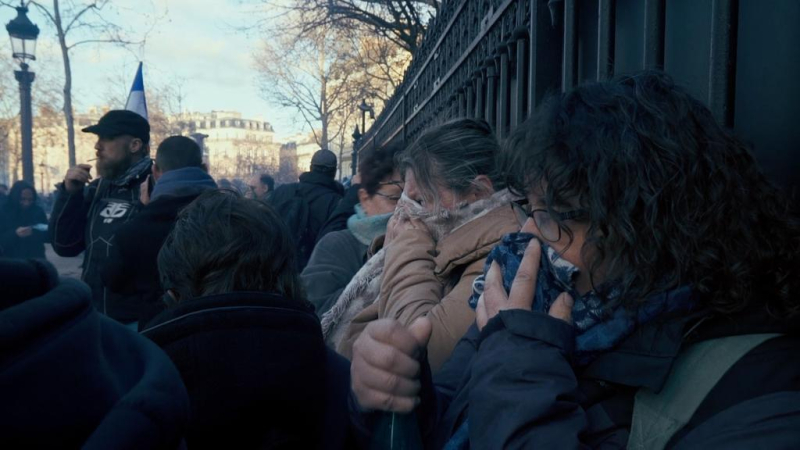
82, 110, 150, 144
311, 149, 337, 169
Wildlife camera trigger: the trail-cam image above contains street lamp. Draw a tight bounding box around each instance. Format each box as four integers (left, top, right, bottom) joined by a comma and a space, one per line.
351, 125, 362, 176
6, 2, 39, 185
38, 161, 45, 193
354, 99, 374, 176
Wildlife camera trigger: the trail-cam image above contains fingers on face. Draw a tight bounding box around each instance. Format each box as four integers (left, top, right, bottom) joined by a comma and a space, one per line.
548, 292, 574, 323
508, 239, 541, 310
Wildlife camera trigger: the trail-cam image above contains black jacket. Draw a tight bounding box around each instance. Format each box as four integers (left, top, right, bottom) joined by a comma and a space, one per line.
381, 304, 800, 449
317, 182, 360, 243
142, 291, 355, 449
0, 258, 189, 449
268, 171, 344, 270
102, 191, 204, 329
49, 158, 151, 322
0, 204, 48, 259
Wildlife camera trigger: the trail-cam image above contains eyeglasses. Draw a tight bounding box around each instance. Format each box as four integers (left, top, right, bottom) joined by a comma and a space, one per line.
374, 180, 404, 202
515, 199, 586, 242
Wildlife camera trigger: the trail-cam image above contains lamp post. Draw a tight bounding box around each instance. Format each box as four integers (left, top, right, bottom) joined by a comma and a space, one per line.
351, 125, 361, 176
38, 161, 45, 193
6, 2, 39, 185
354, 99, 374, 176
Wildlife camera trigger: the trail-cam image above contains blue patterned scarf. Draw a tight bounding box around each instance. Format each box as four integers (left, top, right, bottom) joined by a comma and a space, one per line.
445, 233, 695, 450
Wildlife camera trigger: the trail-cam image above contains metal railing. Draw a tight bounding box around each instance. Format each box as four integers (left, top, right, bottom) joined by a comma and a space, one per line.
358, 0, 741, 146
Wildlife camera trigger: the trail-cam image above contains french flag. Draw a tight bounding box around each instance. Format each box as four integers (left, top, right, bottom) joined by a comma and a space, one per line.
125, 62, 148, 120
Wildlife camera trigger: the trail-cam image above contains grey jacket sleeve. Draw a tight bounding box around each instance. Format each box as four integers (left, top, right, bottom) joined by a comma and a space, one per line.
301, 231, 366, 317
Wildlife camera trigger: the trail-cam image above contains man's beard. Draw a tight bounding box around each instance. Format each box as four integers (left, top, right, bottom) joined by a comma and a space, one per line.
96, 153, 133, 180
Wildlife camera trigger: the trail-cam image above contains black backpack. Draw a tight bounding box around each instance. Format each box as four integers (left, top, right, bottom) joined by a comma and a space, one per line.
269, 184, 325, 271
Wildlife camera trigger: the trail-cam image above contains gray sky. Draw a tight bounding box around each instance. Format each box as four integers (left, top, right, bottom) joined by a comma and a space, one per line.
0, 0, 301, 139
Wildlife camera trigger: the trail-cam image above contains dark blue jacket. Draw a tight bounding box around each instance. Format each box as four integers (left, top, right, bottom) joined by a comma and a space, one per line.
0, 258, 189, 449
388, 305, 800, 449
142, 291, 355, 449
102, 179, 214, 328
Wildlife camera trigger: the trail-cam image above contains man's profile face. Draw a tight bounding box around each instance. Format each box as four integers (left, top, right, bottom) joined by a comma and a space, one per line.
95, 135, 139, 179
248, 175, 268, 199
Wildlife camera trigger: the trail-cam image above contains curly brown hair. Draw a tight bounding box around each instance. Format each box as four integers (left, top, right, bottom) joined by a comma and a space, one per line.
502, 71, 800, 317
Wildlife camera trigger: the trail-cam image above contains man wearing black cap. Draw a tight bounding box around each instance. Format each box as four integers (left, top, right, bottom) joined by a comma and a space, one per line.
49, 110, 153, 326
268, 149, 343, 271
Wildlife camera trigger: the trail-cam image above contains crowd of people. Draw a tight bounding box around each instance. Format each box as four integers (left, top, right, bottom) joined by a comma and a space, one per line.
1, 70, 799, 448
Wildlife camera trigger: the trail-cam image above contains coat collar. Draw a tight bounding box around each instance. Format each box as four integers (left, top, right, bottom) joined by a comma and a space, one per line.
433, 196, 524, 278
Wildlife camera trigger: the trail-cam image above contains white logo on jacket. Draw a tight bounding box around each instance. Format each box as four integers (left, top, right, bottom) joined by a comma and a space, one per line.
100, 202, 131, 223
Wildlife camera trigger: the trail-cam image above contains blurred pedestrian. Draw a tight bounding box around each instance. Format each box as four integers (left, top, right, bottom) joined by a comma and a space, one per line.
0, 181, 48, 259
246, 173, 274, 202
268, 149, 344, 271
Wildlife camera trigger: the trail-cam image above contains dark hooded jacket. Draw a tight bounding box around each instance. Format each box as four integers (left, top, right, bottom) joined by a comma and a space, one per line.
49, 157, 152, 322
355, 302, 800, 449
0, 181, 48, 259
102, 167, 216, 328
142, 291, 355, 449
268, 171, 343, 271
0, 258, 189, 449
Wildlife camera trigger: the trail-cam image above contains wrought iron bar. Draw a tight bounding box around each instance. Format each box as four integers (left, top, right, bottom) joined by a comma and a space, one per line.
708, 0, 739, 127
597, 0, 616, 80
643, 0, 665, 69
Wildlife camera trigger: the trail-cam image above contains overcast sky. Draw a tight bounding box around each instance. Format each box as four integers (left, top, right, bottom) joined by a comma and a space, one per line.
0, 0, 301, 140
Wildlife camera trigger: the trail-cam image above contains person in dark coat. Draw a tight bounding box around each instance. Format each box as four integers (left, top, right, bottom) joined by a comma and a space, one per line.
302, 143, 403, 317
103, 136, 216, 329
0, 258, 189, 448
142, 190, 354, 449
268, 149, 344, 271
49, 110, 152, 322
350, 71, 800, 449
0, 181, 48, 259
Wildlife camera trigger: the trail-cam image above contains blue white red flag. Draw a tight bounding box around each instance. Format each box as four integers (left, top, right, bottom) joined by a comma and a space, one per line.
125, 62, 148, 120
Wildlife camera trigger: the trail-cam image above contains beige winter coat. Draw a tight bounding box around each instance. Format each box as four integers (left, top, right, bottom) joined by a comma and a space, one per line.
337, 195, 522, 372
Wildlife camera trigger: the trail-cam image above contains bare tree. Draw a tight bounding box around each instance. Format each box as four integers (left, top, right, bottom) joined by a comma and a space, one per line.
251, 0, 440, 55
255, 24, 362, 150
24, 0, 153, 167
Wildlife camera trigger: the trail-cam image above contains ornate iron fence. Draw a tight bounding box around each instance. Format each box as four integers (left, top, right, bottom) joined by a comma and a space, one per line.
357, 0, 800, 196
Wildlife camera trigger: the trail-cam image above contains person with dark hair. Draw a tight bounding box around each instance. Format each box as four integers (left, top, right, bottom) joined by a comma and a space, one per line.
0, 181, 48, 259
49, 110, 152, 322
350, 71, 800, 448
326, 118, 523, 372
0, 258, 189, 448
268, 148, 344, 271
142, 190, 353, 449
246, 173, 274, 201
103, 135, 216, 329
302, 143, 404, 317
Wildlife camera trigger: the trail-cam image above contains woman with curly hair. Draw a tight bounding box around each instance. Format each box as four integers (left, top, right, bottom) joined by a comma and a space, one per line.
349, 71, 800, 448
